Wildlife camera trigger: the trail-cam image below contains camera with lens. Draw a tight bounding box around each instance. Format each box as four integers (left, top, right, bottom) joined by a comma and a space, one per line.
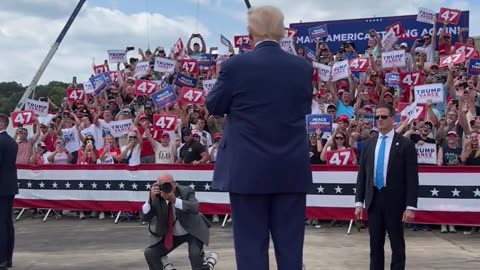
157, 182, 173, 197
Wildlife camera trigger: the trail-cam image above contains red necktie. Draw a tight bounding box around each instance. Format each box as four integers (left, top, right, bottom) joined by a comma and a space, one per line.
164, 203, 174, 250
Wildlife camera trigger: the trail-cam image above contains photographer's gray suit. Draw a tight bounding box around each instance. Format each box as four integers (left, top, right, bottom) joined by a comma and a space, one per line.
142, 185, 211, 270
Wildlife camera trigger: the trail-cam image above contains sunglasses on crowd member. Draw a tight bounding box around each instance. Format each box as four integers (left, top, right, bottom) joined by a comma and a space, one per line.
374, 115, 389, 120
85, 137, 94, 142
128, 135, 137, 139
335, 136, 345, 140
423, 124, 432, 129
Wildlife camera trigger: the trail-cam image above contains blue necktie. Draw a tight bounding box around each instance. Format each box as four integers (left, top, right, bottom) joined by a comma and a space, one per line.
375, 135, 387, 189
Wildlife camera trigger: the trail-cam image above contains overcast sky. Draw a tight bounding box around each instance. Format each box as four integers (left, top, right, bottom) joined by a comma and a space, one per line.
0, 0, 478, 86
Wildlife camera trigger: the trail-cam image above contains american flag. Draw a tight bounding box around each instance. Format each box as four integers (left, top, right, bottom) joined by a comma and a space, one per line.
14, 165, 480, 225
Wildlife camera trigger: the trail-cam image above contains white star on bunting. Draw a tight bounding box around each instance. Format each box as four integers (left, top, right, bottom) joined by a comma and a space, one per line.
132, 183, 138, 190
91, 182, 97, 189
105, 183, 111, 189
78, 182, 84, 189
145, 183, 152, 190
52, 182, 58, 189
27, 182, 32, 188
204, 183, 211, 191
65, 182, 71, 189
473, 188, 480, 197
430, 188, 439, 197
451, 188, 460, 197
17, 182, 20, 187
334, 185, 343, 194
119, 182, 125, 189
189, 183, 196, 190
317, 186, 324, 193
39, 182, 45, 188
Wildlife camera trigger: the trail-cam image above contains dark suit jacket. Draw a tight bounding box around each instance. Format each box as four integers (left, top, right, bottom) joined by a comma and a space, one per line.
142, 185, 211, 247
355, 132, 419, 212
0, 131, 19, 197
205, 41, 313, 194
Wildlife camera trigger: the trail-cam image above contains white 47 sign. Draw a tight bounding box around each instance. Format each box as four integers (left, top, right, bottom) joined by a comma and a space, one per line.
180, 59, 198, 74
439, 52, 465, 67
326, 149, 355, 165
67, 88, 85, 102
180, 87, 205, 105
400, 71, 422, 86
349, 57, 369, 71
437, 7, 461, 25
153, 114, 178, 131
454, 43, 476, 59
135, 80, 158, 96
11, 110, 35, 128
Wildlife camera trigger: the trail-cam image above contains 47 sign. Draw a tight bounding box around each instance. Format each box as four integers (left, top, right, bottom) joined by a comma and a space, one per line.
11, 110, 36, 128
153, 114, 178, 131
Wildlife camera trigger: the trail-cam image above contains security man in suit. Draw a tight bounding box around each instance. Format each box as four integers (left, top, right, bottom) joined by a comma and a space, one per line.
142, 174, 213, 270
0, 113, 18, 270
355, 103, 419, 270
205, 5, 313, 270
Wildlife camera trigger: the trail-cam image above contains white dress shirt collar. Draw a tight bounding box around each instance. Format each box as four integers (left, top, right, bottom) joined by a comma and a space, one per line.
379, 128, 395, 139
254, 39, 279, 48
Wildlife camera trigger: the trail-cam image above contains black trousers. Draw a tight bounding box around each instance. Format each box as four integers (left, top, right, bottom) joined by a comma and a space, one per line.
0, 196, 14, 263
368, 188, 406, 270
144, 234, 204, 270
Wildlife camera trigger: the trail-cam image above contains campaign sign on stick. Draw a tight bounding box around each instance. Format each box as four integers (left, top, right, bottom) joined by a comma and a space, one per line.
284, 27, 298, 38
11, 110, 35, 128
280, 37, 297, 55
174, 73, 198, 88
349, 57, 370, 72
308, 24, 329, 39
439, 52, 465, 67
135, 80, 158, 96
437, 7, 461, 25
25, 99, 49, 116
107, 50, 127, 63
415, 143, 437, 165
153, 114, 178, 131
386, 22, 406, 37
316, 62, 331, 82
172, 38, 184, 59
179, 59, 198, 74
67, 88, 85, 102
102, 72, 113, 85
400, 101, 424, 123
385, 73, 400, 86
414, 83, 444, 104
89, 74, 107, 96
180, 87, 205, 105
220, 34, 232, 47
134, 61, 150, 79
382, 50, 406, 69
154, 57, 176, 73
326, 149, 355, 165
467, 58, 480, 76
202, 79, 217, 95
233, 35, 250, 48
108, 71, 123, 83
381, 28, 398, 51
83, 81, 95, 94
93, 64, 108, 75
151, 86, 178, 110
400, 71, 422, 86
454, 43, 476, 59
417, 7, 436, 24
109, 119, 133, 138
331, 60, 349, 82
306, 114, 333, 133
305, 47, 317, 62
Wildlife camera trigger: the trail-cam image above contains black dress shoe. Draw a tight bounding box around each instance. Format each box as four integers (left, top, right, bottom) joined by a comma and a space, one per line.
0, 261, 8, 270
7, 261, 12, 268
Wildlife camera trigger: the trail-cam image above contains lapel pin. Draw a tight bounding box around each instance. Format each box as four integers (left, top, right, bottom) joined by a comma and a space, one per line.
396, 142, 399, 146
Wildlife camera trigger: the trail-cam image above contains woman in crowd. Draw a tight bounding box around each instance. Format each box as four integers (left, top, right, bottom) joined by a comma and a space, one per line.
309, 129, 324, 165
77, 135, 98, 165
320, 130, 355, 164
47, 138, 73, 164
97, 135, 122, 164
119, 130, 142, 166
30, 142, 52, 166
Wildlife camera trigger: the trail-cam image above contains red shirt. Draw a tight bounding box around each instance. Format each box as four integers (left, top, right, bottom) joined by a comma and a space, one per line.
97, 147, 121, 164
77, 149, 98, 164
138, 126, 155, 157
43, 134, 58, 152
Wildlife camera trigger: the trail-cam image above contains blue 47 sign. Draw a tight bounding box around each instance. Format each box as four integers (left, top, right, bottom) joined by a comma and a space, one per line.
290, 11, 469, 54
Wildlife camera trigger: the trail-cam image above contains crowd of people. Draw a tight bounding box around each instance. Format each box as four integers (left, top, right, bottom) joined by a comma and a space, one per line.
12, 22, 480, 232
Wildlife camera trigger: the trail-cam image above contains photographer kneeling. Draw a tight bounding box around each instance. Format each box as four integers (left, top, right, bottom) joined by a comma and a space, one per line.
142, 174, 216, 270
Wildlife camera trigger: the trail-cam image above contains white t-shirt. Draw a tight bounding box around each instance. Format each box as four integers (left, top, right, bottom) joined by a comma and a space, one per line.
208, 146, 218, 162
62, 127, 81, 153
98, 119, 113, 138
153, 142, 176, 164
81, 124, 103, 149
120, 144, 141, 166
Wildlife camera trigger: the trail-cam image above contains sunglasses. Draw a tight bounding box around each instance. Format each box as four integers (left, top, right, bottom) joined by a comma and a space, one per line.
423, 125, 432, 129
128, 136, 137, 139
85, 138, 94, 141
335, 137, 345, 140
374, 115, 389, 120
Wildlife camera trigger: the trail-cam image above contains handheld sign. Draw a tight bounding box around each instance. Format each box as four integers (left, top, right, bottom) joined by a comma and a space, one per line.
385, 73, 400, 86
135, 80, 158, 96
284, 27, 298, 39
308, 24, 329, 39
305, 47, 317, 62
415, 143, 437, 165
381, 28, 398, 51
93, 64, 108, 75
220, 34, 232, 47
414, 83, 444, 104
174, 73, 198, 88
172, 38, 184, 59
24, 99, 49, 116
151, 86, 178, 110
437, 7, 461, 25
179, 59, 198, 74
180, 87, 205, 105
386, 22, 406, 37
399, 101, 424, 123
134, 61, 150, 79
234, 35, 250, 48
108, 71, 123, 83
154, 57, 176, 73
108, 119, 133, 138
316, 62, 331, 82
83, 81, 95, 94
153, 114, 178, 131
417, 7, 436, 24
467, 58, 480, 76
349, 57, 370, 72
331, 60, 350, 82
400, 71, 422, 86
89, 74, 108, 96
107, 50, 127, 63
326, 149, 355, 165
439, 52, 465, 68
202, 79, 217, 96
67, 88, 85, 102
306, 114, 333, 133
11, 110, 35, 128
382, 50, 406, 69
454, 43, 476, 59
280, 37, 297, 55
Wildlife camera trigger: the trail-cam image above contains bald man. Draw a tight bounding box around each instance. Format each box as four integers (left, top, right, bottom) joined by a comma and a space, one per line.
0, 113, 18, 270
206, 5, 313, 270
142, 174, 212, 270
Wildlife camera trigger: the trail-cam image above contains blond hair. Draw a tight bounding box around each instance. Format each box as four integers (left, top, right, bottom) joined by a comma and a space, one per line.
247, 6, 284, 42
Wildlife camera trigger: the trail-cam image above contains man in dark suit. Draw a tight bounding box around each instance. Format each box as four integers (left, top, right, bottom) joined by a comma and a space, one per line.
142, 174, 214, 270
0, 113, 18, 270
355, 104, 419, 270
205, 5, 313, 270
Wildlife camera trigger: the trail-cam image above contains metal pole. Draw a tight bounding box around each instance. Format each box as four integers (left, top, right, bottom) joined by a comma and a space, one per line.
15, 0, 86, 111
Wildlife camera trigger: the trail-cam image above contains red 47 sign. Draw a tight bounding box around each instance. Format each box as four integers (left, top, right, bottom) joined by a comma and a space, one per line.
326, 149, 355, 165
135, 80, 158, 96
179, 59, 198, 74
234, 35, 250, 48
180, 87, 205, 105
386, 22, 406, 37
67, 88, 85, 102
454, 43, 476, 59
349, 57, 370, 72
108, 71, 124, 82
437, 7, 461, 25
400, 71, 423, 86
284, 28, 298, 38
439, 52, 466, 68
153, 114, 178, 131
11, 110, 35, 128
93, 64, 108, 75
